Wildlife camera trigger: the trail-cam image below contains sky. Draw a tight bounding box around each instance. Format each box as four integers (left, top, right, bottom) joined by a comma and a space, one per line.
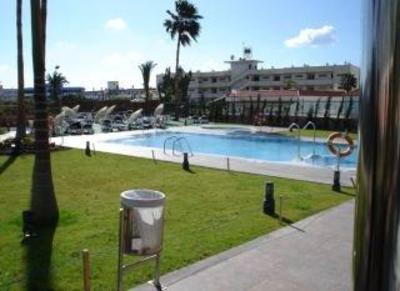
0, 0, 362, 90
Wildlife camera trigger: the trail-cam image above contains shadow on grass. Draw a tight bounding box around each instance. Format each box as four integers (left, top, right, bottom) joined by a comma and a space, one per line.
0, 154, 18, 175
184, 168, 196, 174
24, 223, 58, 290
23, 152, 59, 290
267, 213, 306, 233
337, 190, 356, 197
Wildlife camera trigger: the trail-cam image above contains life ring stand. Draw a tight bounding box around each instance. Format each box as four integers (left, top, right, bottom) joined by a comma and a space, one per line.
327, 132, 354, 157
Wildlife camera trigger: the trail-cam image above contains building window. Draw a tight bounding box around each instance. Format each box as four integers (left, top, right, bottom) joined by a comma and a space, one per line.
273, 86, 280, 90
318, 74, 327, 78
212, 77, 217, 83
253, 75, 260, 81
262, 76, 270, 80
306, 86, 314, 91
211, 88, 217, 94
249, 64, 252, 70
273, 75, 281, 81
307, 74, 315, 80
284, 75, 292, 79
295, 74, 303, 79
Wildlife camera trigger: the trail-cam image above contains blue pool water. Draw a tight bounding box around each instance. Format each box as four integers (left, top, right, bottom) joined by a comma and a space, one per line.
106, 130, 358, 169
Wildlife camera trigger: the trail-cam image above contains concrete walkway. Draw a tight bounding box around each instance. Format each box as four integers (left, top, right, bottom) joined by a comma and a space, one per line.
133, 200, 354, 291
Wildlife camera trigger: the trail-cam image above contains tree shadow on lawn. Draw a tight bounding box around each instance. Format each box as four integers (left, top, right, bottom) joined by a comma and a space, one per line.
337, 189, 356, 197
24, 223, 58, 291
268, 213, 306, 233
0, 154, 18, 175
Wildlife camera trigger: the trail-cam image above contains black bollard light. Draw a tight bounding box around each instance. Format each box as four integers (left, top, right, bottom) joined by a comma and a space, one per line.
332, 170, 341, 192
85, 141, 91, 157
263, 182, 275, 215
182, 152, 190, 171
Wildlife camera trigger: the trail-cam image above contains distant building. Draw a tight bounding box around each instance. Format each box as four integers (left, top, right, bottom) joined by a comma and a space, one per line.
84, 87, 158, 101
0, 86, 85, 102
156, 48, 360, 101
107, 81, 119, 91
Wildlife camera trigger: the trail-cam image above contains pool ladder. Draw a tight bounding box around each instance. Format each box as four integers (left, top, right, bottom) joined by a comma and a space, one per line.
288, 121, 318, 160
163, 136, 193, 157
288, 123, 302, 159
302, 121, 317, 156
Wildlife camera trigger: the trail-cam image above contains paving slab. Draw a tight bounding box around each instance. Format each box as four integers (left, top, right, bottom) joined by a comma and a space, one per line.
132, 200, 354, 291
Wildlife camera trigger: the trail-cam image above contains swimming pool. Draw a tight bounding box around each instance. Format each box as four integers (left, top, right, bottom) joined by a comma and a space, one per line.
106, 130, 358, 169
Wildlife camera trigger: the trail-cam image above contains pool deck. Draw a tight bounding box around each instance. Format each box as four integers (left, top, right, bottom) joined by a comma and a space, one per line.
51, 126, 356, 187
132, 200, 354, 291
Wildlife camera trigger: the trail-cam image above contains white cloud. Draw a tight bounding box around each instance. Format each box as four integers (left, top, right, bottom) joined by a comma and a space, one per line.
101, 51, 144, 66
0, 65, 11, 73
284, 25, 336, 48
105, 18, 127, 31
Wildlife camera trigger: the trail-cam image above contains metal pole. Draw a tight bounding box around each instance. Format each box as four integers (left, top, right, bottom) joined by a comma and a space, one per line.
117, 209, 124, 291
227, 157, 230, 172
152, 150, 157, 164
153, 253, 162, 289
354, 0, 400, 289
82, 249, 91, 291
279, 195, 283, 225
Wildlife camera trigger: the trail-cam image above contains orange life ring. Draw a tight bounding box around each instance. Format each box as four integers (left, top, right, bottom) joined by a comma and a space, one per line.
327, 132, 354, 157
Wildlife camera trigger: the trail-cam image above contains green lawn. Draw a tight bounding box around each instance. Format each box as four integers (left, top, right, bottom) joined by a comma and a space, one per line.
0, 150, 353, 290
280, 129, 358, 140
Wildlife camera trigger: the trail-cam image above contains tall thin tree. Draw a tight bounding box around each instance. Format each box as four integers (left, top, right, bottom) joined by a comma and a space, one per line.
16, 0, 26, 148
47, 66, 68, 112
138, 61, 157, 115
340, 73, 357, 94
164, 0, 202, 120
30, 0, 58, 225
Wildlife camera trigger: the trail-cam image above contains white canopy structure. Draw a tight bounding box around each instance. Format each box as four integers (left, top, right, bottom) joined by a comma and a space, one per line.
127, 109, 143, 124
54, 111, 66, 126
154, 103, 164, 116
105, 105, 116, 117
61, 106, 78, 119
94, 106, 109, 123
72, 105, 80, 113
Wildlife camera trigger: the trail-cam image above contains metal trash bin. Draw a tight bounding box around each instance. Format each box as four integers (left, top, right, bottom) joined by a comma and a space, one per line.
120, 190, 165, 256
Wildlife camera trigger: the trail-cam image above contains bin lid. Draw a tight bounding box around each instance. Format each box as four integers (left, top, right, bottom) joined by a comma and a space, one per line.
121, 189, 165, 208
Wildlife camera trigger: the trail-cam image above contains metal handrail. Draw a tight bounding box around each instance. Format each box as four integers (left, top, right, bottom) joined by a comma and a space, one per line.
303, 121, 316, 156
172, 137, 194, 157
163, 135, 179, 155
288, 123, 302, 159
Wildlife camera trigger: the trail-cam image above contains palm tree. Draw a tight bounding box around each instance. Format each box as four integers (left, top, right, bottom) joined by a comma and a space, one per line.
30, 0, 58, 225
15, 0, 26, 148
164, 0, 202, 119
138, 61, 157, 115
340, 73, 357, 94
47, 66, 68, 112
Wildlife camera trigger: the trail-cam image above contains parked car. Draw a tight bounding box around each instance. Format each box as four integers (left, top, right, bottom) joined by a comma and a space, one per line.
112, 120, 127, 131
66, 121, 83, 135
102, 119, 113, 132
82, 123, 94, 135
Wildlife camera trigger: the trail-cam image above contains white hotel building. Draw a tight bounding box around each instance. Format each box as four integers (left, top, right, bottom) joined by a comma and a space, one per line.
157, 49, 360, 101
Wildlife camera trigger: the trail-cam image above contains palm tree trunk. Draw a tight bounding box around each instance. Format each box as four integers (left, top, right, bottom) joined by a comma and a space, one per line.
30, 0, 58, 225
16, 0, 26, 146
174, 37, 181, 121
